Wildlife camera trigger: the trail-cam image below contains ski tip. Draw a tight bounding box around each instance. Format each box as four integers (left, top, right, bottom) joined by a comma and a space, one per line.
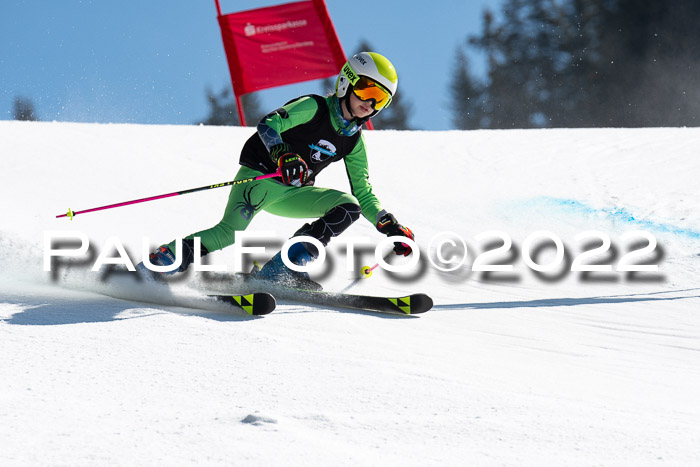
212, 293, 276, 316
398, 293, 433, 314
416, 293, 434, 313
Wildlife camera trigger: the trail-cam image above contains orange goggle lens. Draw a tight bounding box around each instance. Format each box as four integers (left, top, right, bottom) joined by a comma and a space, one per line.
352, 77, 392, 110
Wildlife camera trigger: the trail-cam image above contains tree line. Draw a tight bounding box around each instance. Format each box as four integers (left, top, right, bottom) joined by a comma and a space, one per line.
451, 0, 700, 129
13, 1, 699, 129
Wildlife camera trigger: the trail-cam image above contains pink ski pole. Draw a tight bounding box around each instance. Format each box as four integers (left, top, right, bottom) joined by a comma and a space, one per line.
56, 170, 281, 220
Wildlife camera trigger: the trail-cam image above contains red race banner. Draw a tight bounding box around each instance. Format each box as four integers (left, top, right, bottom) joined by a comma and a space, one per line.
216, 0, 347, 97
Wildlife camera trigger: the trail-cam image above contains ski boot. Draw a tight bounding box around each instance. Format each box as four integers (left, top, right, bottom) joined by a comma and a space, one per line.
137, 239, 208, 277
252, 241, 322, 291
135, 245, 179, 278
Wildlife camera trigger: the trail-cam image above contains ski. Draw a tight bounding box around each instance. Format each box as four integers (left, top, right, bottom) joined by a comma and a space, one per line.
208, 292, 276, 316
234, 281, 432, 314
284, 290, 433, 315
196, 272, 433, 315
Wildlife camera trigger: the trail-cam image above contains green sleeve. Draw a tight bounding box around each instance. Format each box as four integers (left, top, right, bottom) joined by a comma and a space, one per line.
258, 96, 319, 150
344, 134, 383, 224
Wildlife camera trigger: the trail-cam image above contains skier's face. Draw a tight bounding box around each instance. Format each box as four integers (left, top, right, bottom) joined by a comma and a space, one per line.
348, 92, 374, 119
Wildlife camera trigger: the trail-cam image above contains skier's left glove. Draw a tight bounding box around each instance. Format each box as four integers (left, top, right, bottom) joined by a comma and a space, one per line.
376, 212, 414, 256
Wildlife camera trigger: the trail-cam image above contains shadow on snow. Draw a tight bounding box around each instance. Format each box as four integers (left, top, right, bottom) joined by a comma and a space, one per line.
434, 288, 700, 310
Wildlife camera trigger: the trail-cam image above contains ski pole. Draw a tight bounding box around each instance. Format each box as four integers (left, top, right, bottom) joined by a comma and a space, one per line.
56, 170, 281, 220
359, 262, 382, 279
340, 251, 395, 293
359, 249, 397, 279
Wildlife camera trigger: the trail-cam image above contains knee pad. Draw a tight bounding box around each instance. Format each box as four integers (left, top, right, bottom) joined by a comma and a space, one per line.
293, 203, 361, 246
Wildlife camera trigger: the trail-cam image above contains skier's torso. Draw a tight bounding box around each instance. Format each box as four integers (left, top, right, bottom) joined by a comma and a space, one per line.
240, 95, 362, 184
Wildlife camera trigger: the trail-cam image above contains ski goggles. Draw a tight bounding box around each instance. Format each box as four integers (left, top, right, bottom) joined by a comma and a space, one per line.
352, 76, 392, 110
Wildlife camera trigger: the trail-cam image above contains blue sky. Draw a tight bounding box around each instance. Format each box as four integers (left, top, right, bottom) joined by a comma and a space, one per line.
1, 0, 496, 130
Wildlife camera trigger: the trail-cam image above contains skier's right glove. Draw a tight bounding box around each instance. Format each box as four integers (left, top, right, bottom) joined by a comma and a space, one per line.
269, 142, 308, 186
277, 153, 309, 187
376, 212, 414, 256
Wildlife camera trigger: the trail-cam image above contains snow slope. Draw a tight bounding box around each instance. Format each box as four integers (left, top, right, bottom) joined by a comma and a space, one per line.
1, 120, 699, 466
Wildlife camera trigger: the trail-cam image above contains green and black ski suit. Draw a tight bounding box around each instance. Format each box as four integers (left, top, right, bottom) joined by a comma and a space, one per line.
166, 94, 385, 256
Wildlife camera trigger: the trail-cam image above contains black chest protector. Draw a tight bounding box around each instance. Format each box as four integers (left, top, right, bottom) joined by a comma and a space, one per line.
240, 95, 362, 185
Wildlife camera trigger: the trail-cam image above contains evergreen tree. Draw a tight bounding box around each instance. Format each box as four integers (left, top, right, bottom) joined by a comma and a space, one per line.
13, 96, 38, 121
459, 0, 585, 128
451, 0, 700, 128
594, 0, 700, 126
450, 47, 485, 129
198, 86, 263, 126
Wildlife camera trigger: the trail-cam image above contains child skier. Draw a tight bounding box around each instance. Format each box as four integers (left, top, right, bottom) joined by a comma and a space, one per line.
145, 52, 414, 286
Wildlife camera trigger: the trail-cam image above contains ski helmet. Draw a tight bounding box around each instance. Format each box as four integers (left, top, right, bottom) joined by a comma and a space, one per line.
336, 52, 398, 118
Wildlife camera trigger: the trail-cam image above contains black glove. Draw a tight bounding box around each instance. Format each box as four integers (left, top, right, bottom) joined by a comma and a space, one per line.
376, 212, 414, 256
277, 153, 309, 186
270, 143, 308, 186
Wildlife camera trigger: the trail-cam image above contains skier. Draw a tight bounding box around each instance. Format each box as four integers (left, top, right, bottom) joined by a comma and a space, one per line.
144, 52, 414, 287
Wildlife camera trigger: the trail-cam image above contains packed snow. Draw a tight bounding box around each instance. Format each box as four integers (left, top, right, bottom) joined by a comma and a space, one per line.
1, 120, 699, 466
